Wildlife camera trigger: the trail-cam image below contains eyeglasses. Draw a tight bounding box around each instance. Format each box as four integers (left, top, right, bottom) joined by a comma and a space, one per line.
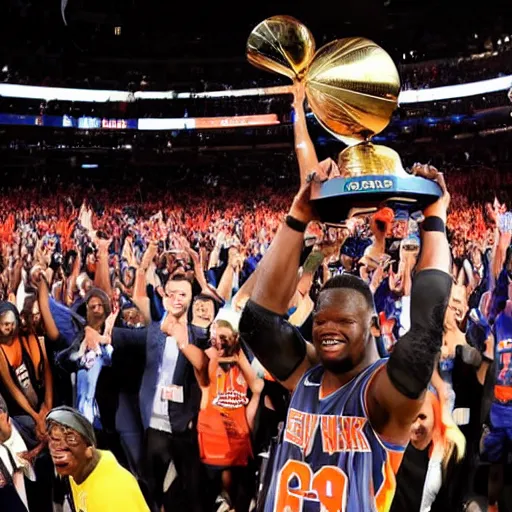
47, 422, 82, 447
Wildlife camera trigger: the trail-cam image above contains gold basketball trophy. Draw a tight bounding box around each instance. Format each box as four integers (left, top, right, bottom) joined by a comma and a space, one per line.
247, 16, 442, 223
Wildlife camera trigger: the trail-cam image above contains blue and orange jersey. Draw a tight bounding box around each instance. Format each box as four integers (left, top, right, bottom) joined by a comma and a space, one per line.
197, 362, 252, 467
209, 361, 249, 411
493, 312, 512, 403
264, 359, 405, 512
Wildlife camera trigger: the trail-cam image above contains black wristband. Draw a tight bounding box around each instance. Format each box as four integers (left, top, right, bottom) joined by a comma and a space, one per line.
285, 215, 308, 233
482, 353, 494, 364
422, 216, 445, 233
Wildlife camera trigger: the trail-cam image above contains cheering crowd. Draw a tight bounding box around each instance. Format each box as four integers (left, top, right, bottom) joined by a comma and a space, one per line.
0, 85, 511, 512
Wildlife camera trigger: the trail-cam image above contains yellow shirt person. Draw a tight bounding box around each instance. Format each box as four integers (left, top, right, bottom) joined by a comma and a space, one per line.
70, 450, 149, 512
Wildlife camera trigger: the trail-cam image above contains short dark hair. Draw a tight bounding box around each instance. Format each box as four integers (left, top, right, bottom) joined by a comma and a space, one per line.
169, 275, 193, 284
165, 275, 194, 295
319, 273, 375, 312
194, 293, 216, 303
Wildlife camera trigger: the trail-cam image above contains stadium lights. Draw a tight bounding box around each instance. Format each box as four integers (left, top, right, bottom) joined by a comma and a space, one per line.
0, 73, 512, 105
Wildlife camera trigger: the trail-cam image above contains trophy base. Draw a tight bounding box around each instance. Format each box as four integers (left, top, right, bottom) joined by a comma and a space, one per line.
311, 175, 442, 224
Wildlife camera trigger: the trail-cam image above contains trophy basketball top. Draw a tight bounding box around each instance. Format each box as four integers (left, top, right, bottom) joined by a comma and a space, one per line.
246, 15, 400, 141
246, 16, 316, 81
246, 15, 442, 223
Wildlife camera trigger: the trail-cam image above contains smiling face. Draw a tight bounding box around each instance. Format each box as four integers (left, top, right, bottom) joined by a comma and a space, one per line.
192, 298, 215, 325
48, 422, 92, 479
163, 279, 192, 318
312, 288, 373, 375
410, 396, 434, 448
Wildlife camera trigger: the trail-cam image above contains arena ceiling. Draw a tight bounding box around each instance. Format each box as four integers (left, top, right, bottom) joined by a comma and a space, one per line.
2, 0, 511, 62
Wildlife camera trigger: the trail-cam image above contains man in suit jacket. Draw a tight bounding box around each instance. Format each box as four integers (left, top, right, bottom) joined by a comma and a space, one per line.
0, 394, 53, 512
104, 276, 211, 512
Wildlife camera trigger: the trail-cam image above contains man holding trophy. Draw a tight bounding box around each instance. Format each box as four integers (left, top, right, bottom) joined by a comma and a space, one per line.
240, 16, 452, 512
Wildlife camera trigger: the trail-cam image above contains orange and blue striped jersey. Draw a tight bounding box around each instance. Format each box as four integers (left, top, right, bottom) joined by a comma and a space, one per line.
264, 359, 405, 512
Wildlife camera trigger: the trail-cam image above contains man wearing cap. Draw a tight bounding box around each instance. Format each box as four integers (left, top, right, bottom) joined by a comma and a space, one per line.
0, 393, 53, 511
46, 405, 149, 511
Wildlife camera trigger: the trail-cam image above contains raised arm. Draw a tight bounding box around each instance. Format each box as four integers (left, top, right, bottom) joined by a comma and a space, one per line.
39, 336, 54, 416
239, 85, 330, 390
36, 274, 60, 341
216, 248, 243, 303
93, 237, 113, 297
180, 237, 224, 303
8, 257, 23, 299
131, 241, 158, 325
239, 177, 319, 391
292, 82, 319, 185
171, 319, 209, 387
232, 265, 260, 312
236, 349, 264, 432
208, 232, 225, 270
369, 168, 453, 445
66, 249, 81, 306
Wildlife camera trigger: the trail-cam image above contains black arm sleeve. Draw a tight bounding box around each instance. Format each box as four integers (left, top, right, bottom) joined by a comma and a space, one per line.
387, 269, 452, 399
239, 300, 307, 382
409, 269, 452, 330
